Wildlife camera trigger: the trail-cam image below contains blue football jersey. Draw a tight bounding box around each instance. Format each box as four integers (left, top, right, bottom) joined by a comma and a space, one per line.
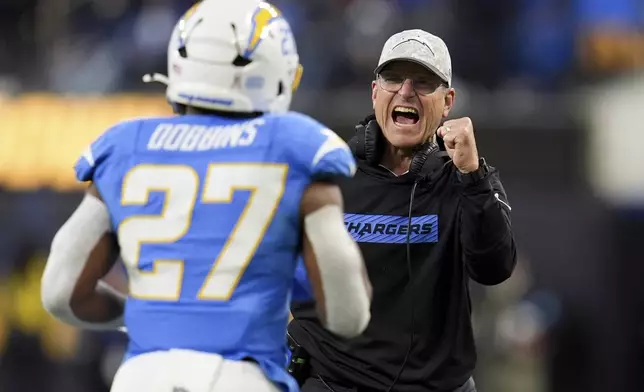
74, 112, 355, 392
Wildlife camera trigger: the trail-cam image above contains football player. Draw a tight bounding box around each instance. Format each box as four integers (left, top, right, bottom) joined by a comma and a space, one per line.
41, 1, 371, 391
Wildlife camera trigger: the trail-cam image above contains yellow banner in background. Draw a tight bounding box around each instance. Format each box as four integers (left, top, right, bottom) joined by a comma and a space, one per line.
0, 94, 171, 190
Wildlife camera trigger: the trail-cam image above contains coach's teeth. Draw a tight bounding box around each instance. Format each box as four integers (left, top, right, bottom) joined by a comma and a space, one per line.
393, 107, 418, 115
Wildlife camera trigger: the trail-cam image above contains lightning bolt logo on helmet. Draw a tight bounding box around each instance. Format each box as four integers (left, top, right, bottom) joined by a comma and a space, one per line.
244, 2, 281, 58
242, 2, 302, 92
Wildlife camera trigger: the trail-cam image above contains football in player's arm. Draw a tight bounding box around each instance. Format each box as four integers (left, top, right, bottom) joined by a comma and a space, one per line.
40, 183, 124, 330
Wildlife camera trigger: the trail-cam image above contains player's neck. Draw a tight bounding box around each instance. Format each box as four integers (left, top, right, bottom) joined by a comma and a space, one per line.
184, 106, 263, 119
380, 144, 413, 176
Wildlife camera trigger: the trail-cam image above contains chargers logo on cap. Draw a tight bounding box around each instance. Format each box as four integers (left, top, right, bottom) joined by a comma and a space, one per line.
244, 2, 282, 57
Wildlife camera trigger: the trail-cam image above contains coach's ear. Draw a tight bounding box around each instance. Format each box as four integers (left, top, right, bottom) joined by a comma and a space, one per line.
442, 87, 455, 118
371, 80, 378, 109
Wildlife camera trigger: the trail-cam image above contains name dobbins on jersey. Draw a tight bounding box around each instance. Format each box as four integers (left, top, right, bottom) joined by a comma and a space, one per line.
147, 118, 263, 152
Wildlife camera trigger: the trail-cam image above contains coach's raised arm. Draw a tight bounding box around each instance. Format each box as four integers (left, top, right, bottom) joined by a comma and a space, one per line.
446, 117, 516, 285
289, 29, 517, 392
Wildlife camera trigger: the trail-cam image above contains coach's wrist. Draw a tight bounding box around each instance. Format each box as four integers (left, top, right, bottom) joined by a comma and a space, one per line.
456, 160, 479, 174
455, 158, 489, 185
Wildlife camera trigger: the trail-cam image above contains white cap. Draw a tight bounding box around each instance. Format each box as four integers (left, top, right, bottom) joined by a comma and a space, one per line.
374, 29, 452, 86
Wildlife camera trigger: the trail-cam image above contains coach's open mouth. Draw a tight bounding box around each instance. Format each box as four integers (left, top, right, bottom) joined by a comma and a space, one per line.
392, 106, 419, 125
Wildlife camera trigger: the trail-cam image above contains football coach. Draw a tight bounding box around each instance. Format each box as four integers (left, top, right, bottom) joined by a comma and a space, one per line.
288, 29, 517, 392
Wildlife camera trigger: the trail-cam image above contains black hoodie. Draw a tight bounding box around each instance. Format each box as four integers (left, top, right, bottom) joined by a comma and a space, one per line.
289, 136, 517, 392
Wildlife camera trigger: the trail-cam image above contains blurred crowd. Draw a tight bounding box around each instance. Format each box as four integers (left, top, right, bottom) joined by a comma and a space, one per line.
0, 1, 643, 392
0, 0, 643, 95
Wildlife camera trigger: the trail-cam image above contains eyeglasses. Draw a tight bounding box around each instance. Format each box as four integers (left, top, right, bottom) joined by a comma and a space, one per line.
377, 72, 446, 96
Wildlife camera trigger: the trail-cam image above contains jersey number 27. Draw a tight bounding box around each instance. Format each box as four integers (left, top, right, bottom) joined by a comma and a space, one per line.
118, 163, 287, 302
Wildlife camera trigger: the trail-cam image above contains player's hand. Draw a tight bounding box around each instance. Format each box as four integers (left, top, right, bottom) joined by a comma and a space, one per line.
436, 117, 479, 173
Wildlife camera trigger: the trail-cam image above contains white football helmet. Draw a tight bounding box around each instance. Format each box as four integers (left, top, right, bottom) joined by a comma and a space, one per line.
144, 0, 303, 114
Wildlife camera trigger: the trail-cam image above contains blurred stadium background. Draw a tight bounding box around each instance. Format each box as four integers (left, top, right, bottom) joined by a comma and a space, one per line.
0, 0, 643, 391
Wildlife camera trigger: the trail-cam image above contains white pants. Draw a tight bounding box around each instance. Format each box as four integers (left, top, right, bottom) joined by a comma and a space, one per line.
111, 349, 281, 392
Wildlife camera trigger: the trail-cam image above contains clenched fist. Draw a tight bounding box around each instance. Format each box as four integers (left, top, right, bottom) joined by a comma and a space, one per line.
437, 117, 479, 173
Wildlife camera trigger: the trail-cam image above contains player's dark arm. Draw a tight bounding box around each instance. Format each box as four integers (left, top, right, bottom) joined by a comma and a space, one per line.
300, 181, 372, 338
41, 184, 126, 329
459, 169, 517, 285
